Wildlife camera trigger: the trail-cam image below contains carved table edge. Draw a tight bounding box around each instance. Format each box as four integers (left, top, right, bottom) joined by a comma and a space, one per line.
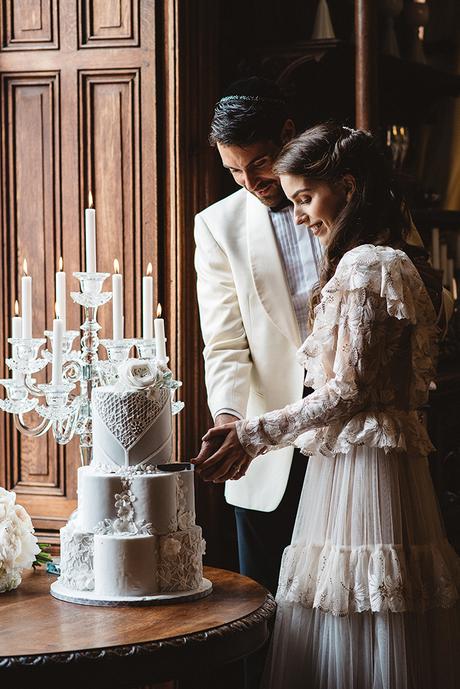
0, 594, 276, 669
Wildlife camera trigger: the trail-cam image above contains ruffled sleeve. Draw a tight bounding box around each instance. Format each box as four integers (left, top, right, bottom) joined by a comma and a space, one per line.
236, 244, 437, 458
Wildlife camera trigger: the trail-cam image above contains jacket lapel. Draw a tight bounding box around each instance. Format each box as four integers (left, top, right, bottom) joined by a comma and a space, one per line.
246, 191, 301, 347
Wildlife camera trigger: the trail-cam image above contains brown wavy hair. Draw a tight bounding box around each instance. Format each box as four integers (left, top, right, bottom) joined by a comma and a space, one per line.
274, 123, 411, 319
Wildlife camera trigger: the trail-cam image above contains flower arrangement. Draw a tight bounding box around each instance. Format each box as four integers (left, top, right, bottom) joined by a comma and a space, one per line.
0, 487, 42, 592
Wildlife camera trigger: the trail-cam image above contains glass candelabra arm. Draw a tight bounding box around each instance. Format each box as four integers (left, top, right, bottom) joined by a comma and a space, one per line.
14, 413, 52, 437
52, 398, 82, 444
62, 359, 83, 385
24, 374, 45, 397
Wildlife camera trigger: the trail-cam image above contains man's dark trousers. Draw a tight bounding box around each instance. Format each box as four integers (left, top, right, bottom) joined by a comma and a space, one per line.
234, 448, 308, 594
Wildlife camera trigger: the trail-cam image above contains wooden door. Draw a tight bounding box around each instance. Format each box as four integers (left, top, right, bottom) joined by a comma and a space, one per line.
0, 0, 158, 540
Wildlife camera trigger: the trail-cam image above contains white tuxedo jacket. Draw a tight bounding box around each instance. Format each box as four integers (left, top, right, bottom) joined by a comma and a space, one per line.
195, 189, 306, 512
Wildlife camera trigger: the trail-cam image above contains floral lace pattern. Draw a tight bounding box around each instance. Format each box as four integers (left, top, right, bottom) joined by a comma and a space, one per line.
277, 539, 460, 616
59, 522, 94, 591
157, 526, 205, 592
176, 473, 195, 531
93, 386, 170, 450
236, 245, 438, 459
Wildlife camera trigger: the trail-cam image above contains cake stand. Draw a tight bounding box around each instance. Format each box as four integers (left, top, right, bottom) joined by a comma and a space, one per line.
50, 577, 212, 607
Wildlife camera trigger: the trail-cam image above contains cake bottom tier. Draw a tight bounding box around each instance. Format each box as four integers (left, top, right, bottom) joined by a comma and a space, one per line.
58, 523, 205, 597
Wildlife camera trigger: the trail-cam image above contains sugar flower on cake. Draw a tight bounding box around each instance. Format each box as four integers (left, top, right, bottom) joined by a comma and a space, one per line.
116, 359, 167, 399
161, 536, 182, 558
118, 359, 162, 391
0, 487, 41, 593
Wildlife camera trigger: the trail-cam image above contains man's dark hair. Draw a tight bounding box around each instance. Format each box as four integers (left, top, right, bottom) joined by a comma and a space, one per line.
209, 77, 289, 147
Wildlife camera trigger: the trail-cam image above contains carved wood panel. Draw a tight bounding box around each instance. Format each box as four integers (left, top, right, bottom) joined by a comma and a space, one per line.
1, 72, 64, 499
1, 0, 59, 50
79, 0, 139, 48
79, 70, 142, 340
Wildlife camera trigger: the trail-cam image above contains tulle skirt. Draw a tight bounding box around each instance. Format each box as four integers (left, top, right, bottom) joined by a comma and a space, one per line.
262, 446, 460, 689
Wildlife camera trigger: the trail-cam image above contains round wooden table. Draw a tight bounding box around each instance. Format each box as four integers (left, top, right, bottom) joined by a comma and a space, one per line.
0, 567, 275, 689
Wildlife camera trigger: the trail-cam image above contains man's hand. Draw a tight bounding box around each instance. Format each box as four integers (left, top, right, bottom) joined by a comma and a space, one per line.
192, 413, 240, 471
191, 421, 253, 482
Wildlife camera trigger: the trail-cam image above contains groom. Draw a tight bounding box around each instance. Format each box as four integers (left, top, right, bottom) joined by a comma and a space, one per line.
194, 77, 323, 595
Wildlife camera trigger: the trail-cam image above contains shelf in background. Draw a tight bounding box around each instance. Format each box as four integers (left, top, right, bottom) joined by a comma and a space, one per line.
412, 209, 460, 230
254, 40, 460, 125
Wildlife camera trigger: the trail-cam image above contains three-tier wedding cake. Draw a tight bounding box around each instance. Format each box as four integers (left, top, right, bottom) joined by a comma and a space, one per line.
50, 359, 210, 605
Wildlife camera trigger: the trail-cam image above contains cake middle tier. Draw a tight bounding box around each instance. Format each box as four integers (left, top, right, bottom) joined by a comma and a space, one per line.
77, 466, 195, 534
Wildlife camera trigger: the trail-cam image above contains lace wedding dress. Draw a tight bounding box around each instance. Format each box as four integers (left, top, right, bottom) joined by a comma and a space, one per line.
237, 244, 460, 689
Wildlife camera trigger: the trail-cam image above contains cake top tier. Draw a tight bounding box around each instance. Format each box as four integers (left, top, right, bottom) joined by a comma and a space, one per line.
92, 360, 174, 469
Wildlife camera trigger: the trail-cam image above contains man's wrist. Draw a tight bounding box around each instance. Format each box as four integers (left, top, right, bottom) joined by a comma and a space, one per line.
215, 412, 240, 426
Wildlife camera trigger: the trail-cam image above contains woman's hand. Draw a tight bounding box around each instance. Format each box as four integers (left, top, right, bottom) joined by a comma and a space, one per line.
191, 422, 253, 482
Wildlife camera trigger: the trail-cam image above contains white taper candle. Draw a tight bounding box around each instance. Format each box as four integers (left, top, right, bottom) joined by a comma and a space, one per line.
154, 303, 167, 362
51, 314, 64, 386
12, 301, 22, 383
143, 263, 153, 339
56, 256, 66, 331
85, 192, 97, 273
112, 259, 123, 340
21, 259, 32, 339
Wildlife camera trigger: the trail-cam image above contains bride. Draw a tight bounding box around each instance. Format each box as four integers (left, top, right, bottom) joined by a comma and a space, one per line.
192, 123, 460, 689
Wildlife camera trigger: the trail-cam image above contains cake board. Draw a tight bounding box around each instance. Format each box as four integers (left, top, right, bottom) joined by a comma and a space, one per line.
50, 577, 213, 607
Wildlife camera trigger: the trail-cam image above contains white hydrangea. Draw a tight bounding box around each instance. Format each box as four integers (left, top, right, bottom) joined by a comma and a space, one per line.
0, 487, 40, 593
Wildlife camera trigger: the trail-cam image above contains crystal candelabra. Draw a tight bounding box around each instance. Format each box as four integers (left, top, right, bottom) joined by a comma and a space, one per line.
0, 271, 183, 465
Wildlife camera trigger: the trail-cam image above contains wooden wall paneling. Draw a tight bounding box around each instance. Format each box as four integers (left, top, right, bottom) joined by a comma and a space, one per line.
79, 0, 139, 49
79, 69, 141, 340
1, 0, 59, 51
139, 3, 158, 337
1, 72, 64, 502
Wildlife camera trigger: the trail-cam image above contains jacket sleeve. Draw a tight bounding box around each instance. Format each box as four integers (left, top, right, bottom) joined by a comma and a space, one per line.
194, 213, 252, 419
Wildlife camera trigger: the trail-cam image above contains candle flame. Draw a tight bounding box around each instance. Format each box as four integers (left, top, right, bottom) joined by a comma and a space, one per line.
23, 258, 28, 276
88, 191, 94, 209
14, 300, 19, 316
146, 262, 153, 276
59, 256, 63, 271
113, 258, 120, 274
157, 303, 162, 318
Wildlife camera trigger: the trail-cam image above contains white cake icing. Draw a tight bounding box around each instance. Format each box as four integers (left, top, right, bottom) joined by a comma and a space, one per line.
94, 534, 158, 596
77, 467, 178, 534
55, 360, 206, 601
